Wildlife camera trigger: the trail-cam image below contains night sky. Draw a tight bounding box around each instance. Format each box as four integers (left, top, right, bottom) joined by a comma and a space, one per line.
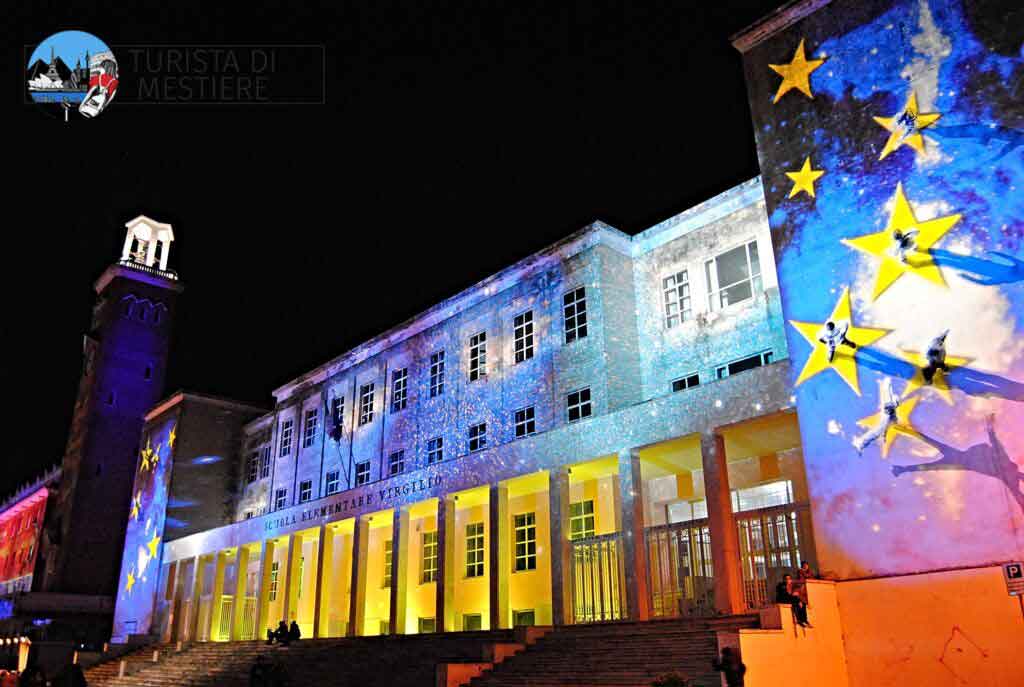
8, 1, 782, 498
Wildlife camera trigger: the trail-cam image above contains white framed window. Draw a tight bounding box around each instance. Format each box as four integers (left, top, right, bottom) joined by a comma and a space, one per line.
269, 561, 280, 601
715, 351, 774, 379
259, 445, 272, 479
567, 387, 592, 423
569, 500, 596, 540
514, 406, 536, 438
303, 409, 318, 448
705, 240, 762, 311
391, 368, 408, 413
671, 373, 700, 393
246, 451, 258, 484
359, 383, 375, 426
274, 488, 288, 510
388, 449, 405, 476
513, 512, 537, 572
469, 422, 487, 452
299, 480, 313, 503
325, 470, 340, 495
421, 531, 439, 583
469, 332, 487, 381
383, 540, 393, 588
330, 397, 345, 431
354, 460, 370, 486
513, 310, 534, 363
466, 522, 485, 578
429, 351, 446, 398
279, 419, 294, 457
662, 270, 692, 328
563, 287, 588, 343
427, 437, 444, 464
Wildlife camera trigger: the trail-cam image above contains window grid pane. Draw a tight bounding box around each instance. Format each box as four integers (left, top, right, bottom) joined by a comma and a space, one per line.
325, 470, 340, 495
383, 540, 393, 588
707, 241, 762, 311
514, 406, 536, 438
354, 461, 370, 486
569, 500, 596, 540
303, 409, 318, 448
513, 512, 537, 571
430, 351, 446, 398
466, 523, 485, 578
275, 489, 287, 510
469, 332, 487, 382
662, 270, 692, 328
391, 368, 408, 413
359, 383, 375, 426
514, 311, 534, 363
469, 423, 487, 452
421, 531, 439, 583
563, 287, 588, 344
259, 445, 272, 478
567, 387, 592, 423
388, 449, 405, 476
671, 373, 700, 393
279, 419, 293, 457
427, 437, 444, 464
246, 452, 258, 484
299, 480, 312, 503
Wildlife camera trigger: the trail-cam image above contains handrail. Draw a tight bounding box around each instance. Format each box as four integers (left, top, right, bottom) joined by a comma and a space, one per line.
118, 259, 179, 281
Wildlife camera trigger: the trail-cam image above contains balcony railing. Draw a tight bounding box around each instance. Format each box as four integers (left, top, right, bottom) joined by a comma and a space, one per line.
570, 532, 627, 623
118, 258, 179, 281
645, 502, 814, 617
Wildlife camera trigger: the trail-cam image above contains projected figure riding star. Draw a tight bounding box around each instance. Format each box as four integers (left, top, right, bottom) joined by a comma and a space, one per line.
922, 330, 950, 385
891, 227, 919, 264
853, 378, 904, 455
817, 319, 858, 363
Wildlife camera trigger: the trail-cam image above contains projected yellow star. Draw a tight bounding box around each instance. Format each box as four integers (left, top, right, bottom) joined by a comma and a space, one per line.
841, 184, 961, 300
130, 492, 142, 521
147, 533, 161, 558
899, 349, 972, 405
873, 92, 941, 160
769, 39, 825, 104
140, 438, 154, 472
789, 288, 890, 395
786, 157, 825, 198
168, 424, 177, 450
856, 394, 924, 458
125, 569, 136, 594
152, 443, 162, 468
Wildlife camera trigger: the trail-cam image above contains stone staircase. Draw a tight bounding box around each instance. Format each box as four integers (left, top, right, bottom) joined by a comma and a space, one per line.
467, 616, 761, 687
84, 629, 518, 687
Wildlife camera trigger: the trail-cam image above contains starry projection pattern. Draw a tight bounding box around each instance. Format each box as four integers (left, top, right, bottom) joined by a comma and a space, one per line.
113, 416, 176, 640
747, 0, 1024, 577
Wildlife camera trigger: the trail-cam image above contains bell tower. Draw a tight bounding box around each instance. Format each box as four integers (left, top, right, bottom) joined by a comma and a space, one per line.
51, 216, 184, 601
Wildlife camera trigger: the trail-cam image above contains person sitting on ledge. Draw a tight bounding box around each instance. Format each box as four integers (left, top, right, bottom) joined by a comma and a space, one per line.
275, 620, 291, 646
266, 628, 276, 645
288, 621, 301, 644
776, 573, 811, 628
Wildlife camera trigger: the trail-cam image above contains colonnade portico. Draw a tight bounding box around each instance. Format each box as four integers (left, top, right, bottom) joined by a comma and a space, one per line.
159, 411, 815, 643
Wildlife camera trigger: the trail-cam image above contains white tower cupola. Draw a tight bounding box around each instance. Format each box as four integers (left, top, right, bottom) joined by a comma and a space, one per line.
121, 216, 175, 272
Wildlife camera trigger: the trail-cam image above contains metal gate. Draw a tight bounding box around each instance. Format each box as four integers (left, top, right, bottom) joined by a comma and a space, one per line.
570, 532, 626, 623
736, 504, 814, 609
237, 596, 259, 640
645, 520, 715, 618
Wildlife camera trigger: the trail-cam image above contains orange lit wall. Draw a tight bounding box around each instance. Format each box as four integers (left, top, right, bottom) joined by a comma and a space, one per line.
0, 488, 49, 588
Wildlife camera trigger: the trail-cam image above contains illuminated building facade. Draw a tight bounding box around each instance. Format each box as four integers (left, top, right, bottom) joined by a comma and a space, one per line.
0, 469, 60, 598
113, 179, 821, 645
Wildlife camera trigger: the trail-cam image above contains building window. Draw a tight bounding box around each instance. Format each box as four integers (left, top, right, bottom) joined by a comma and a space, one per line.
671, 373, 700, 393
246, 452, 259, 484
325, 470, 340, 495
388, 450, 406, 476
466, 522, 485, 578
513, 610, 536, 627
463, 614, 483, 631
569, 500, 596, 540
279, 419, 294, 457
715, 351, 774, 379
663, 270, 692, 328
563, 287, 588, 343
421, 531, 439, 583
391, 368, 408, 413
469, 423, 487, 452
259, 445, 272, 479
383, 540, 393, 588
354, 461, 371, 486
567, 387, 592, 423
706, 240, 762, 311
429, 351, 446, 398
330, 397, 345, 433
359, 383, 375, 426
514, 406, 536, 438
427, 437, 444, 464
269, 561, 280, 601
418, 617, 436, 634
299, 480, 313, 503
513, 310, 534, 363
469, 331, 487, 381
303, 409, 318, 448
274, 488, 287, 510
513, 513, 537, 572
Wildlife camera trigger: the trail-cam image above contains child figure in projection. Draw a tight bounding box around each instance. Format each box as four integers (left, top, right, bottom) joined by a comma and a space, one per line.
818, 319, 857, 363
853, 378, 901, 454
891, 228, 919, 264
922, 330, 950, 384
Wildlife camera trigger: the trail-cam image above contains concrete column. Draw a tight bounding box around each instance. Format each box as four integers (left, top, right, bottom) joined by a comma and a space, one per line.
389, 507, 411, 634
282, 534, 299, 623
145, 234, 158, 266
159, 238, 170, 271
313, 524, 334, 638
488, 483, 510, 630
437, 496, 456, 632
700, 432, 744, 615
208, 550, 229, 641
256, 539, 276, 636
617, 449, 650, 621
349, 515, 370, 636
187, 555, 203, 641
121, 230, 134, 262
549, 468, 573, 626
230, 543, 257, 640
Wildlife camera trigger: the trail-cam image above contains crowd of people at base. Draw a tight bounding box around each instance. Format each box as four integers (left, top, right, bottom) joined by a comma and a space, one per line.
0, 657, 89, 687
775, 561, 817, 628
265, 620, 301, 647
